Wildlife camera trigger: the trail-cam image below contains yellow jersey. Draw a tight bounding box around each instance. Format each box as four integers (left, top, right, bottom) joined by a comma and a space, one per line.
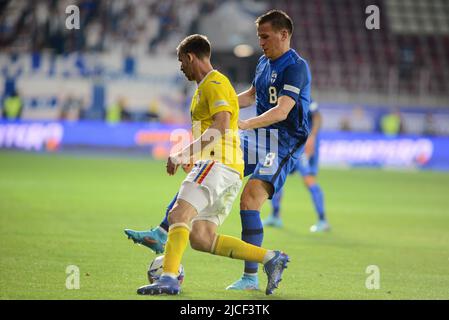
190, 70, 244, 178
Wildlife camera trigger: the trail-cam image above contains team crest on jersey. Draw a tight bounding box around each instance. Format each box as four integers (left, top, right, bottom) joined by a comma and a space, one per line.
270, 71, 277, 84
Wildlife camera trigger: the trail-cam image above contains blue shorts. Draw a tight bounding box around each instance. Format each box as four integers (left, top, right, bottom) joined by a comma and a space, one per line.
240, 129, 307, 199
293, 136, 320, 176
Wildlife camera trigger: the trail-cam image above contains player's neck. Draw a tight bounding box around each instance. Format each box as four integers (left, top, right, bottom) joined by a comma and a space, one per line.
195, 61, 214, 84
270, 44, 290, 61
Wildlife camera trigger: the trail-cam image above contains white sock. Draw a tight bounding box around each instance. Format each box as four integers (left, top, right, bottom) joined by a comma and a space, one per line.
263, 250, 275, 264
244, 272, 258, 278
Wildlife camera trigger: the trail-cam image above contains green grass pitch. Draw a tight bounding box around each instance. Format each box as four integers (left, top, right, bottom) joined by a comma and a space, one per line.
1, 151, 448, 300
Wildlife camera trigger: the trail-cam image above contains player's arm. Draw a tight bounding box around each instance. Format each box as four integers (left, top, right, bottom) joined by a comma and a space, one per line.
239, 63, 307, 130
310, 110, 322, 135
238, 86, 256, 108
238, 95, 295, 130
167, 111, 230, 175
305, 111, 322, 157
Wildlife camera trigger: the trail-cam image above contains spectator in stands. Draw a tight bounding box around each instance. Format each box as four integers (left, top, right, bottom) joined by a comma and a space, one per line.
339, 116, 352, 132
381, 108, 403, 137
106, 96, 132, 124
398, 40, 415, 80
149, 3, 179, 53
423, 112, 438, 136
2, 89, 23, 120
339, 106, 369, 132
59, 95, 83, 121
146, 98, 160, 122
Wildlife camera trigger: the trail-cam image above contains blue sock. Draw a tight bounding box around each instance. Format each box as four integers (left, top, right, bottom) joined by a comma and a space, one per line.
309, 185, 325, 221
240, 210, 264, 274
271, 189, 283, 218
159, 193, 178, 232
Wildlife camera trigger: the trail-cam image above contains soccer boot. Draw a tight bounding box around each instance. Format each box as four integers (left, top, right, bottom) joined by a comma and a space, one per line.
262, 215, 284, 228
137, 275, 180, 295
310, 220, 331, 233
226, 274, 260, 291
263, 250, 290, 295
124, 227, 167, 254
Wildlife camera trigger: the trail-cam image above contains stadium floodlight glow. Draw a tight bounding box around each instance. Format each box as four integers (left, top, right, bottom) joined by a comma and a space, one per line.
233, 44, 254, 58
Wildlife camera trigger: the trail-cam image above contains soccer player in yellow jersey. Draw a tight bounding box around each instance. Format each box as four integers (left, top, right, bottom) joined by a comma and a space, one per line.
136, 34, 289, 296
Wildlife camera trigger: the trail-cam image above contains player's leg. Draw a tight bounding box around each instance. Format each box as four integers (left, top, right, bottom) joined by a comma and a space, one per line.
264, 188, 284, 228
209, 230, 289, 295
307, 138, 329, 232
225, 137, 264, 290
137, 160, 224, 295
124, 193, 177, 253
264, 156, 299, 228
190, 208, 289, 295
303, 175, 330, 232
227, 178, 271, 290
300, 147, 329, 232
137, 198, 199, 295
228, 138, 305, 291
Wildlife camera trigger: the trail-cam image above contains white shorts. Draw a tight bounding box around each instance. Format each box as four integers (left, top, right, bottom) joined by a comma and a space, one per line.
177, 160, 242, 226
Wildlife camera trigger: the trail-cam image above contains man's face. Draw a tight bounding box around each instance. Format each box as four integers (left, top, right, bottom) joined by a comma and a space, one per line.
178, 53, 194, 81
257, 22, 286, 60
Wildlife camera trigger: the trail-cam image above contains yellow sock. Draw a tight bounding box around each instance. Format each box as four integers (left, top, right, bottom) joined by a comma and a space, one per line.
211, 234, 267, 263
163, 223, 190, 275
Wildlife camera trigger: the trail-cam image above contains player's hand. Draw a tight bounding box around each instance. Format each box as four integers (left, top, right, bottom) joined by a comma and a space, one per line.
238, 119, 250, 130
166, 153, 181, 175
304, 135, 316, 158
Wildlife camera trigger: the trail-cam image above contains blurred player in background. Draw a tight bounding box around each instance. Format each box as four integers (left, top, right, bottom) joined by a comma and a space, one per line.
264, 100, 330, 232
126, 9, 310, 292
134, 34, 289, 296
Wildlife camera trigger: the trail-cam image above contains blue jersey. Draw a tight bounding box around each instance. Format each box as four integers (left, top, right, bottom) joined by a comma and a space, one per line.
293, 100, 320, 176
253, 48, 311, 143
308, 100, 319, 126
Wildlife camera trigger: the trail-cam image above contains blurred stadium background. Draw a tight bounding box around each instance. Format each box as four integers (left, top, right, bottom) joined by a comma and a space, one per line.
1, 0, 449, 299
1, 0, 449, 165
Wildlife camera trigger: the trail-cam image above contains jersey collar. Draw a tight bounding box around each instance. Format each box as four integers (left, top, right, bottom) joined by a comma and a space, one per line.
198, 69, 216, 87
269, 49, 293, 65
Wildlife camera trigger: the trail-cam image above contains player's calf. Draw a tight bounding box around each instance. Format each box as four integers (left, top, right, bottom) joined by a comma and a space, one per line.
189, 221, 216, 252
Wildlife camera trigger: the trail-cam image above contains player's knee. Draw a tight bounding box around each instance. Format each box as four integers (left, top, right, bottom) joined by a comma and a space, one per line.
303, 175, 316, 188
240, 194, 252, 211
240, 190, 263, 211
189, 232, 213, 252
167, 208, 187, 225
240, 180, 271, 210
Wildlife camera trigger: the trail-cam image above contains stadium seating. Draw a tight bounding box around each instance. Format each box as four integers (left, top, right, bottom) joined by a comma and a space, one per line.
277, 0, 449, 96
1, 0, 448, 131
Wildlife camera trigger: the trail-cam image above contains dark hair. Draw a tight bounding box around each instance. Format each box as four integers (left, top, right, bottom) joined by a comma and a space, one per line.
177, 34, 211, 59
255, 10, 293, 35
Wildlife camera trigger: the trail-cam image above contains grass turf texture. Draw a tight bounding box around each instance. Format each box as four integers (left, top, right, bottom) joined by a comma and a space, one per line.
1, 151, 448, 300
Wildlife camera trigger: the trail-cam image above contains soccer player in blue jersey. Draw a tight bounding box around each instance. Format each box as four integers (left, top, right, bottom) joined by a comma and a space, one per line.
226, 9, 311, 291
264, 100, 330, 232
125, 10, 311, 291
